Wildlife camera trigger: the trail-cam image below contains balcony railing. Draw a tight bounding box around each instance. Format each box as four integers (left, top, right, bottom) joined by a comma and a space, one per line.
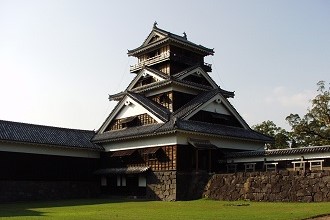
130, 51, 170, 72
130, 51, 212, 72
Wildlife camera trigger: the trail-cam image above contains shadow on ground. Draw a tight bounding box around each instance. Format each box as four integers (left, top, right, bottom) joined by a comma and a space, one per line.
0, 197, 141, 218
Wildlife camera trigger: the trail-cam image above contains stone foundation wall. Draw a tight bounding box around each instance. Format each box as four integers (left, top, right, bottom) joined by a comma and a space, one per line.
0, 180, 100, 203
204, 170, 330, 202
146, 171, 176, 201
176, 171, 210, 200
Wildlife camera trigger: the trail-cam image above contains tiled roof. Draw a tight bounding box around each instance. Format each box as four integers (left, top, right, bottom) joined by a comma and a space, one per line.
111, 79, 233, 101
128, 92, 170, 121
93, 117, 273, 143
226, 145, 330, 158
172, 65, 202, 78
97, 87, 273, 143
0, 120, 103, 151
108, 91, 126, 101
176, 119, 273, 142
109, 65, 234, 100
92, 123, 165, 142
173, 89, 220, 119
188, 138, 218, 150
94, 166, 150, 175
172, 88, 248, 128
144, 66, 170, 79
126, 67, 169, 91
128, 25, 214, 56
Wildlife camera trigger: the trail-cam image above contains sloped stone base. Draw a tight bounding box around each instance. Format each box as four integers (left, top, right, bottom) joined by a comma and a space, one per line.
146, 171, 176, 201
204, 170, 330, 202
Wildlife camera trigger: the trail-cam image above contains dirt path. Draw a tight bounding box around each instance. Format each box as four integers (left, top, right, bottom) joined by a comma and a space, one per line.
307, 215, 330, 220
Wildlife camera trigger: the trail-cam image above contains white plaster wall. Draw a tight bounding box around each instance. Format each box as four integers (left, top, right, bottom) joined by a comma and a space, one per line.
115, 98, 146, 119
103, 132, 265, 153
202, 102, 230, 115
102, 134, 177, 152
142, 69, 164, 81
231, 152, 330, 163
144, 85, 200, 97
0, 142, 100, 158
177, 133, 264, 151
115, 97, 163, 123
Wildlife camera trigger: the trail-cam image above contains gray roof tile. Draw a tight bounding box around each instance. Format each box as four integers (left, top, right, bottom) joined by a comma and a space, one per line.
0, 120, 103, 151
128, 92, 170, 121
226, 145, 330, 158
93, 117, 273, 143
128, 26, 214, 56
175, 119, 273, 142
173, 89, 220, 119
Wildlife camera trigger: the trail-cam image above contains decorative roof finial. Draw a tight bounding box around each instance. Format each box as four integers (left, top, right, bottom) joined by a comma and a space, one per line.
153, 21, 158, 28
183, 32, 187, 39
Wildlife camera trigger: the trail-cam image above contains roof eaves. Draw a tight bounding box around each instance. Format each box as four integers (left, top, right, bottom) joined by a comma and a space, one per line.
127, 92, 170, 121
144, 66, 170, 79
172, 89, 219, 119
92, 129, 176, 143
0, 120, 104, 151
130, 79, 171, 93
128, 29, 214, 57
175, 119, 274, 143
172, 79, 214, 91
0, 138, 104, 151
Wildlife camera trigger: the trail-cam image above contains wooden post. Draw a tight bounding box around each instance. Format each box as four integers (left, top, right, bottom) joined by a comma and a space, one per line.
208, 150, 212, 172
195, 150, 199, 172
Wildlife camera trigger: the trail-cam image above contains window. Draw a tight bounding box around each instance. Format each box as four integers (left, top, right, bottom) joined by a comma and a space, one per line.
117, 175, 126, 186
101, 177, 107, 186
148, 153, 157, 161
138, 175, 147, 187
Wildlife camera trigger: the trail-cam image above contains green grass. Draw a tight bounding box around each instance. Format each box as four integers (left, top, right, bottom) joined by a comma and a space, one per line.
0, 198, 329, 220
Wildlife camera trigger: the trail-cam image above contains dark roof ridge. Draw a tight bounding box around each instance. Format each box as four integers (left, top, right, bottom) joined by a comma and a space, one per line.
127, 92, 170, 121
171, 66, 236, 97
144, 66, 170, 79
152, 25, 186, 41
172, 64, 202, 79
175, 119, 274, 142
111, 67, 169, 99
226, 145, 330, 159
128, 25, 214, 56
172, 88, 220, 119
0, 119, 103, 150
0, 119, 94, 133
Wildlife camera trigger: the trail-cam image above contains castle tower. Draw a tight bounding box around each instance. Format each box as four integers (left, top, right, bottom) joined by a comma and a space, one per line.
93, 24, 272, 201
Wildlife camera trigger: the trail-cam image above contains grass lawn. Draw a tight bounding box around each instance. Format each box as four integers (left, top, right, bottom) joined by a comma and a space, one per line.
0, 198, 329, 220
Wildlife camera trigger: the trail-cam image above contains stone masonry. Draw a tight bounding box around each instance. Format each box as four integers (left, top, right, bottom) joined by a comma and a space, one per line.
204, 170, 330, 202
146, 171, 176, 201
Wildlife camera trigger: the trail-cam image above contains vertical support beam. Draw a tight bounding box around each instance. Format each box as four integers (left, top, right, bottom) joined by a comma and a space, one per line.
195, 149, 199, 172
208, 149, 212, 172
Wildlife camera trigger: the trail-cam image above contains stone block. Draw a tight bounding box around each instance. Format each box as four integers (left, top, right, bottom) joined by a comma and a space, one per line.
313, 192, 323, 202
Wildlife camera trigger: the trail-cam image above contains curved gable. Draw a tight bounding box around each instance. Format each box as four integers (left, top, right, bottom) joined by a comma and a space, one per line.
128, 68, 167, 91
175, 67, 218, 89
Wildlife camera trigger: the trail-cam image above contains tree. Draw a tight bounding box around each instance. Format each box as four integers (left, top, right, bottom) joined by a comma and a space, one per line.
286, 81, 330, 147
252, 120, 290, 149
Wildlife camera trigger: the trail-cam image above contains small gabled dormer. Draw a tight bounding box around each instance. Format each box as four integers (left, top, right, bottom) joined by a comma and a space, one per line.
128, 23, 214, 75
105, 113, 157, 131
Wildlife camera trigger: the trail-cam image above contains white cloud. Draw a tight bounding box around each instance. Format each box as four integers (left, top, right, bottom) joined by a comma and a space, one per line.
265, 86, 316, 108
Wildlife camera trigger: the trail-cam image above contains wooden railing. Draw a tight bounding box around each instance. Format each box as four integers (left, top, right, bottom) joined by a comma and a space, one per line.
130, 51, 212, 72
130, 51, 170, 72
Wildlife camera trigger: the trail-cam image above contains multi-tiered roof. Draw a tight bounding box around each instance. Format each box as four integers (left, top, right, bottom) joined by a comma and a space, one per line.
93, 24, 271, 144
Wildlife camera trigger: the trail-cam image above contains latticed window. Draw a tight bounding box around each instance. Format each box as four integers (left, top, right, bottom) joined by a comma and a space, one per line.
105, 113, 157, 131
151, 92, 172, 110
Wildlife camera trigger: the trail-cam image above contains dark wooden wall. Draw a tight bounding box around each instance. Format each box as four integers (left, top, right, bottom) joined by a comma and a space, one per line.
0, 151, 99, 181
101, 145, 177, 171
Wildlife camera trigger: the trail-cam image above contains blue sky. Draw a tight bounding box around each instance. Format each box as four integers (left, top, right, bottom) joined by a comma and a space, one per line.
0, 0, 329, 130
